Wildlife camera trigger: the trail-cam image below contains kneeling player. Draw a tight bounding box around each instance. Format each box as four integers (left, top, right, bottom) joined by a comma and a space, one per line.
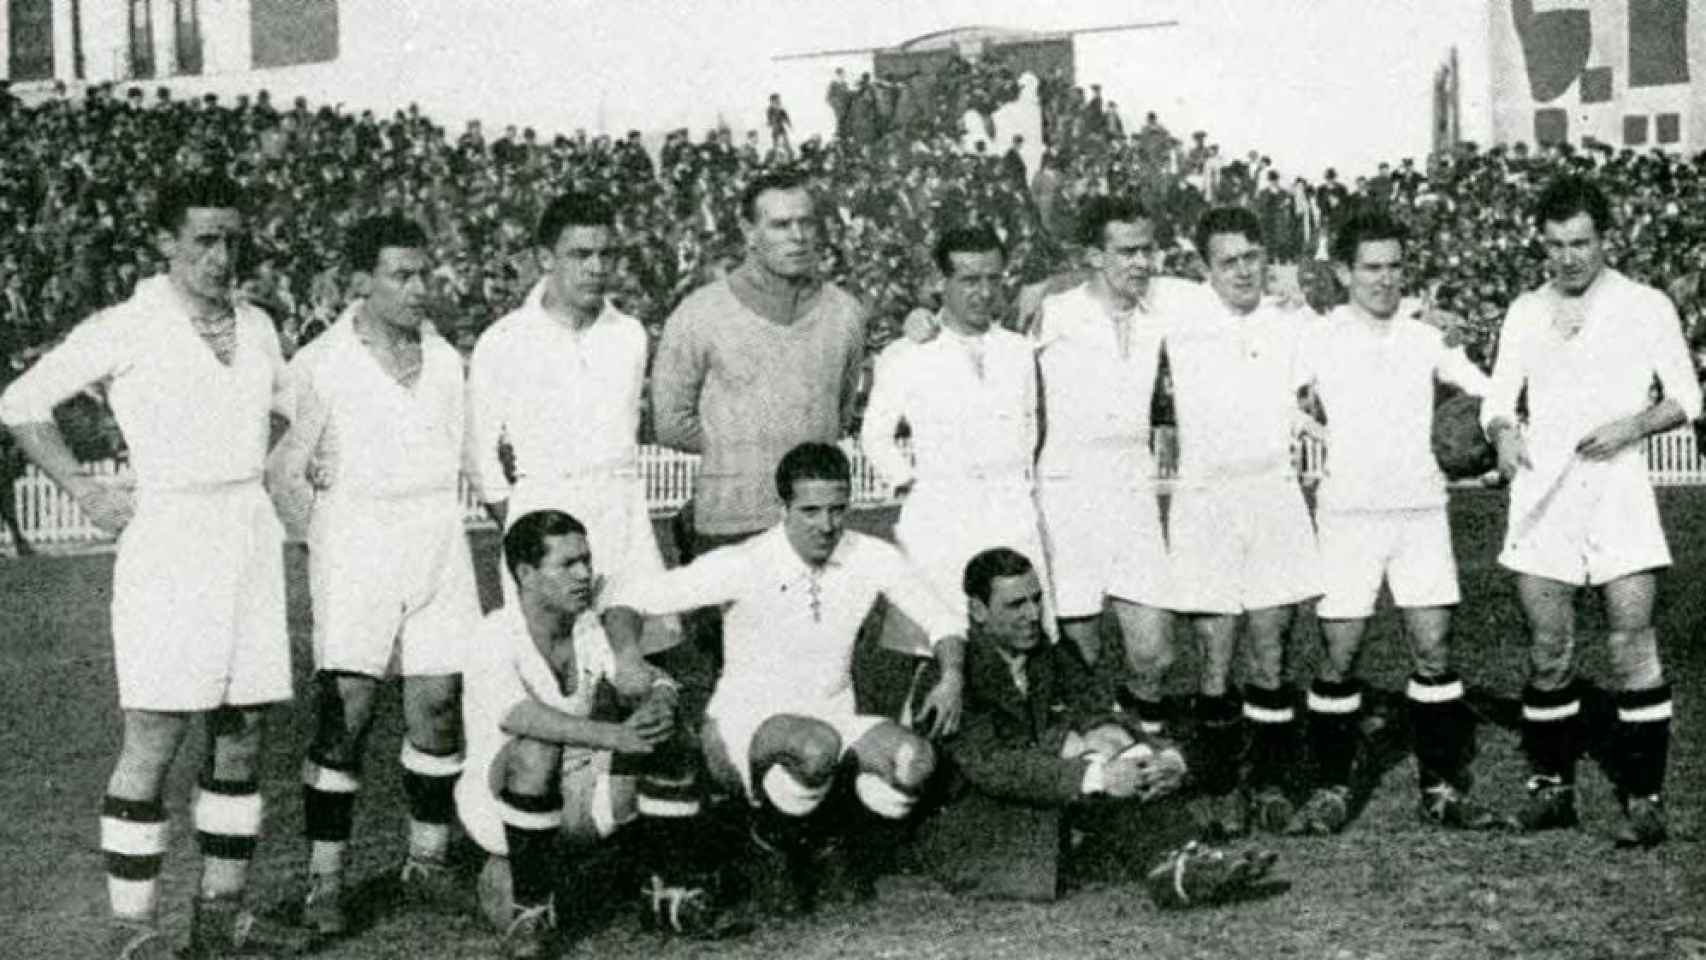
919, 548, 1277, 905
605, 442, 969, 914
457, 510, 721, 960
1288, 210, 1507, 834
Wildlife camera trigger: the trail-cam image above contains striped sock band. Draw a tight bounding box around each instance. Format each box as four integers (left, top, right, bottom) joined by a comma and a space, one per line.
401, 743, 461, 862
1306, 678, 1362, 790
1407, 672, 1471, 791
302, 754, 360, 875
1614, 683, 1673, 798
195, 777, 262, 899
498, 789, 562, 909
101, 795, 167, 922
1521, 681, 1584, 784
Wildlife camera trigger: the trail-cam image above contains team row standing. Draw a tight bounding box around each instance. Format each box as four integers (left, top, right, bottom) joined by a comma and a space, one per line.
876, 177, 1694, 846
0, 168, 1694, 959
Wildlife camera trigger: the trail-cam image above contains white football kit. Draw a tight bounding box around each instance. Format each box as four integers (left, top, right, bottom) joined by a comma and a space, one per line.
1481, 268, 1702, 584
0, 276, 291, 710
1306, 305, 1490, 618
286, 314, 480, 678
609, 525, 963, 796
861, 321, 1052, 647
471, 284, 675, 649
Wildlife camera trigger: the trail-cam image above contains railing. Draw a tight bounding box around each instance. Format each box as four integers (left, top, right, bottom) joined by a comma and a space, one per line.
7, 428, 1705, 551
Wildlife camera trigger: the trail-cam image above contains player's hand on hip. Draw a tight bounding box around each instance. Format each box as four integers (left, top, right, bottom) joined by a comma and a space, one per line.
1576, 418, 1641, 461
916, 670, 964, 738
903, 308, 940, 344
75, 476, 135, 537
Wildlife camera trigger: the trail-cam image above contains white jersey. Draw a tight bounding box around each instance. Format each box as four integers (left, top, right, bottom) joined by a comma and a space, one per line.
0, 275, 283, 489
1482, 268, 1702, 486
469, 283, 648, 499
1305, 305, 1490, 511
1034, 278, 1204, 485
285, 312, 467, 500
610, 525, 963, 724
1164, 299, 1309, 487
861, 322, 1050, 636
455, 604, 618, 851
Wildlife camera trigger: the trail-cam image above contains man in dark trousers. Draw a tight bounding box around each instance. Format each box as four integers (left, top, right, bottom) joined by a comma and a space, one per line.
917, 548, 1277, 905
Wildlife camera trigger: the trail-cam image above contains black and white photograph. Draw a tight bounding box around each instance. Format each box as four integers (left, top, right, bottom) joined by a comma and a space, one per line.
2, 1, 1704, 957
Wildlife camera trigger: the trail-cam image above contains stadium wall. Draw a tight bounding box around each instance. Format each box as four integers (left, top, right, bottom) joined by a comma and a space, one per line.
1488, 0, 1706, 152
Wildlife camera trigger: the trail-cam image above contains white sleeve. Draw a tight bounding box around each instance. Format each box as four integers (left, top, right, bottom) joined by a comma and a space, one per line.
1646, 292, 1703, 420
858, 343, 915, 487
873, 539, 966, 644
1480, 303, 1530, 434
607, 544, 745, 616
1434, 335, 1492, 398
466, 332, 511, 503
0, 310, 131, 426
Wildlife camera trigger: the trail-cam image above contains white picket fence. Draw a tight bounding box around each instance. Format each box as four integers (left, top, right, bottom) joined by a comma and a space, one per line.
7, 428, 1706, 551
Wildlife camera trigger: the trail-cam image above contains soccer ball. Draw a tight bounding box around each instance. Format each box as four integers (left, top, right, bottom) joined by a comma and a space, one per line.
1432, 393, 1496, 480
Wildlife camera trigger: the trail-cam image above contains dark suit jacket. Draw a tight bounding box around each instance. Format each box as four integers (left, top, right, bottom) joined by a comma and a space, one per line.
915, 636, 1139, 901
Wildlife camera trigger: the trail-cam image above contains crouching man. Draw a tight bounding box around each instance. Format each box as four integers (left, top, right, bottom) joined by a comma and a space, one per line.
918, 547, 1277, 905
455, 510, 727, 960
603, 442, 969, 915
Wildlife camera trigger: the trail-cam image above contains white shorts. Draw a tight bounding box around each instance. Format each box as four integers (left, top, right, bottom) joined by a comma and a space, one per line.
704, 691, 884, 799
503, 474, 679, 653
1316, 508, 1460, 619
1156, 475, 1322, 614
308, 492, 480, 678
1499, 463, 1671, 586
456, 745, 631, 856
112, 482, 291, 711
887, 480, 1054, 652
1038, 476, 1169, 617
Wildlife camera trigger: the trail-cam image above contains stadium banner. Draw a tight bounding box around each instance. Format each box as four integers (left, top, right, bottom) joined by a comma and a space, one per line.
1489, 0, 1706, 152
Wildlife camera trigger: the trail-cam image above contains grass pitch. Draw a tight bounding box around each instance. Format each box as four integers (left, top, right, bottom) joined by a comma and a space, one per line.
4, 491, 1704, 959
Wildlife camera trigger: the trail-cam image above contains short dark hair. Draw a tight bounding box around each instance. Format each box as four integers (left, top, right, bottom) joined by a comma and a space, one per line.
740, 169, 812, 223
775, 442, 851, 503
503, 509, 588, 584
535, 192, 615, 250
345, 215, 429, 273
1534, 175, 1613, 233
1194, 206, 1263, 263
963, 547, 1035, 604
933, 225, 1006, 276
153, 174, 245, 233
1330, 208, 1409, 265
1078, 195, 1150, 249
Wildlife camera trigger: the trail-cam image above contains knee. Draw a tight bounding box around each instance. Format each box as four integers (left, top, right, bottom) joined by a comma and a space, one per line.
1409, 636, 1451, 680
501, 738, 562, 798
1125, 631, 1176, 677
1607, 628, 1664, 690
888, 735, 935, 792
406, 685, 463, 750
755, 721, 841, 786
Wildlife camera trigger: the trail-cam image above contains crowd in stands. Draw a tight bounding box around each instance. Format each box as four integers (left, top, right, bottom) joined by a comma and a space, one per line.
3, 58, 1706, 439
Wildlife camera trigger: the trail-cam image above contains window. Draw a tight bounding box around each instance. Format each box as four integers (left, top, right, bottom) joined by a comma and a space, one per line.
174, 0, 201, 75
129, 0, 155, 79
